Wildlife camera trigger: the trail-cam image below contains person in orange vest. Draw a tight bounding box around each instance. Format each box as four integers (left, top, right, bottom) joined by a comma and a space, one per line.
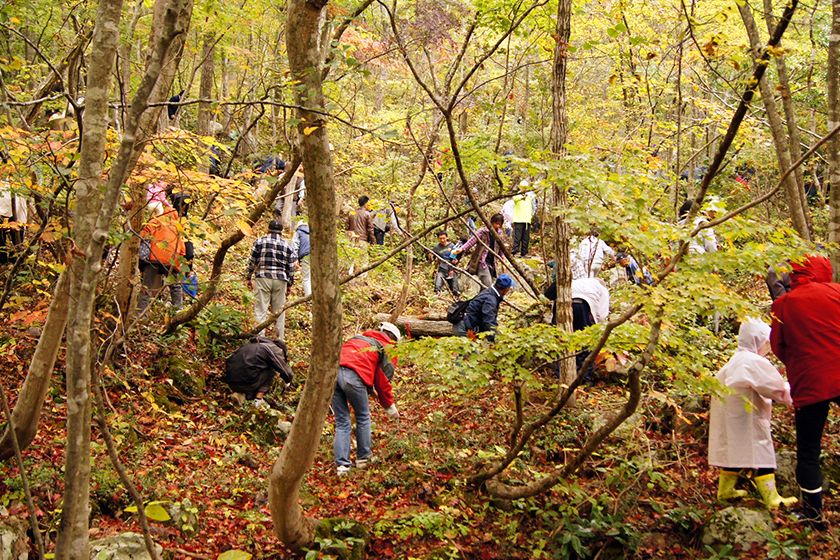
138, 196, 190, 311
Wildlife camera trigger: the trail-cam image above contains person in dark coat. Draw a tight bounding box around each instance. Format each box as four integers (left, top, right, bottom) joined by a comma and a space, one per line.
223, 337, 293, 402
454, 274, 514, 340
770, 255, 840, 528
766, 264, 792, 301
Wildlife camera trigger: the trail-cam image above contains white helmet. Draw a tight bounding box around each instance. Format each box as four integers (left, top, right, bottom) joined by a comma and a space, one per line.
378, 321, 401, 342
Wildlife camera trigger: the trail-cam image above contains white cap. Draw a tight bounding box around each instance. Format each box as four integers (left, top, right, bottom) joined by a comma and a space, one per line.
378, 321, 401, 342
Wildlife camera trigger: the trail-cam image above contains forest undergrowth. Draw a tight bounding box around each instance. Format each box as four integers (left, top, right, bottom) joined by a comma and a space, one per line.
2, 253, 839, 559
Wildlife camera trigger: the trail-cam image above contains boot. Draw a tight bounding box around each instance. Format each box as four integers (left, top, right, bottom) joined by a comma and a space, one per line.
792, 489, 826, 530
717, 471, 748, 501
754, 474, 798, 509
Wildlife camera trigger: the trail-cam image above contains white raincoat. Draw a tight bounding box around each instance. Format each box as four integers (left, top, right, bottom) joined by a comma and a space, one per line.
708, 319, 792, 469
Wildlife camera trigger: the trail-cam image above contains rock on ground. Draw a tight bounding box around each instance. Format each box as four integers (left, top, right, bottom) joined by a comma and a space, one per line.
0, 516, 28, 560
89, 532, 163, 560
702, 506, 773, 550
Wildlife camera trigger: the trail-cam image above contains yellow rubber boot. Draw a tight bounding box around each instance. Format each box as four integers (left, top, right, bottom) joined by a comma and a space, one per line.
754, 473, 798, 509
717, 471, 748, 501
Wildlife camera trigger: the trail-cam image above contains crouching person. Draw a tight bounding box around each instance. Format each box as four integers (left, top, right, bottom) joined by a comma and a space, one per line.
333, 322, 401, 476
224, 337, 293, 407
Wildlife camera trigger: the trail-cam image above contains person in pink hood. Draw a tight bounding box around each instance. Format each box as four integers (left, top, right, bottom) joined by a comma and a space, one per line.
771, 255, 840, 528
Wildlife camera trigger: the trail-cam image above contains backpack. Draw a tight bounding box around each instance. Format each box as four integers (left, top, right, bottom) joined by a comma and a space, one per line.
142, 213, 186, 272
351, 335, 395, 380
446, 299, 471, 324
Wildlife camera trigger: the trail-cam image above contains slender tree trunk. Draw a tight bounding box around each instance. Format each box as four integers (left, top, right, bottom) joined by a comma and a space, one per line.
114, 0, 194, 318
763, 0, 808, 196
55, 1, 124, 556
0, 272, 69, 461
197, 32, 215, 136
270, 0, 343, 550
739, 4, 811, 240
549, 0, 576, 395
829, 0, 840, 279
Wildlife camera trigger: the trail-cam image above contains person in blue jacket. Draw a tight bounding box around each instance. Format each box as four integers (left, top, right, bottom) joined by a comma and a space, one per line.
453, 274, 514, 341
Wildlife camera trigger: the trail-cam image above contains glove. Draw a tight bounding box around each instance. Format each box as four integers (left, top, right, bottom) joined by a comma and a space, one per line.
385, 404, 400, 419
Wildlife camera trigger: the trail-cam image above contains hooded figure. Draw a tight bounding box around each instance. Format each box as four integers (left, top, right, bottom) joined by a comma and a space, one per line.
770, 255, 840, 526
708, 319, 796, 510
709, 319, 792, 470
771, 255, 840, 407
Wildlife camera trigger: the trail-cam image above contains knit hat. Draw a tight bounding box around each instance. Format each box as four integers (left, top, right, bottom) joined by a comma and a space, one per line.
495, 274, 515, 289
268, 220, 283, 232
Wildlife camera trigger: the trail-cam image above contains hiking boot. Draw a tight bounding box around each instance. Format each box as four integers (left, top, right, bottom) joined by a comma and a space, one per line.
336, 465, 351, 476
792, 490, 826, 530
231, 392, 246, 405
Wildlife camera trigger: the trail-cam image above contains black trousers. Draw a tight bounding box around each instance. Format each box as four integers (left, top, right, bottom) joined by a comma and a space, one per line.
795, 395, 840, 491
572, 299, 596, 378
512, 222, 531, 257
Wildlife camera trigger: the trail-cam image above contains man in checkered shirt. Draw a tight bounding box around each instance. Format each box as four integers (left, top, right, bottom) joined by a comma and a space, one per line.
246, 220, 297, 340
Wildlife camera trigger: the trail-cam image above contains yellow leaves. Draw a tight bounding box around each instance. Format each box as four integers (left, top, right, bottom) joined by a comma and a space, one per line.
124, 501, 171, 522
303, 126, 319, 136
766, 45, 786, 58
237, 220, 253, 236
217, 551, 252, 560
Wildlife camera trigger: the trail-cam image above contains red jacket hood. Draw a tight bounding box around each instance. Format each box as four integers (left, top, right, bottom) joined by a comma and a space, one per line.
790, 255, 833, 289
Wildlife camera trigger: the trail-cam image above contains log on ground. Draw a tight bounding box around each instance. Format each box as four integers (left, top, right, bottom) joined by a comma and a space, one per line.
372, 314, 455, 338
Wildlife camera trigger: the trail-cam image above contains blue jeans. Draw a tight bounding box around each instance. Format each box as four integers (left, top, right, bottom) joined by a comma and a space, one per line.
332, 366, 372, 467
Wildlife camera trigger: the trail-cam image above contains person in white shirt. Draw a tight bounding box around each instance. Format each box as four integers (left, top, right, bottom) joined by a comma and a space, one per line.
576, 228, 615, 277
501, 199, 514, 237
571, 277, 610, 382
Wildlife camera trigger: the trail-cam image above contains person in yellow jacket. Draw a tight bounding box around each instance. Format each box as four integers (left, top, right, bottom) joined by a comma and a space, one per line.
708, 318, 798, 509
511, 180, 536, 257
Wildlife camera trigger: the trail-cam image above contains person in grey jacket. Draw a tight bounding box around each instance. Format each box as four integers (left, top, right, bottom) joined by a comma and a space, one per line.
292, 222, 311, 297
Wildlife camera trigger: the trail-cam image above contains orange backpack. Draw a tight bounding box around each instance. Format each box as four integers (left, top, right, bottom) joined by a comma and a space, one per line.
142, 211, 186, 271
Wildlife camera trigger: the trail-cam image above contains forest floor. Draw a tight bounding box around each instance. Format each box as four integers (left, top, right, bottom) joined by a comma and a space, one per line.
2, 263, 840, 559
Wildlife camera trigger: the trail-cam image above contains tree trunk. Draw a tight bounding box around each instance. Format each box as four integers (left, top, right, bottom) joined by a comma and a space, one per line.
763, 0, 808, 210
54, 1, 124, 557
197, 32, 215, 137
549, 0, 576, 394
270, 0, 343, 551
0, 272, 69, 461
114, 0, 194, 319
739, 4, 811, 240
830, 0, 840, 279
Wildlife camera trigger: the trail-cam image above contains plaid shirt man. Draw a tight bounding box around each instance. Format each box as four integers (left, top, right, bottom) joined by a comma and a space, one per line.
247, 232, 296, 284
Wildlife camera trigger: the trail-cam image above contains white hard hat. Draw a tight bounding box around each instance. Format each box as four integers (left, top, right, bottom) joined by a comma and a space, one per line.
378, 321, 401, 342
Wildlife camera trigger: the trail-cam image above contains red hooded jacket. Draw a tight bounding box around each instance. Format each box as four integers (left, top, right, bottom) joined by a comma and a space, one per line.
770, 256, 840, 407
339, 330, 396, 408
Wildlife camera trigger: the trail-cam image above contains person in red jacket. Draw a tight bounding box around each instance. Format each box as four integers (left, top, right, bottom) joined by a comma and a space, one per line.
332, 322, 401, 475
771, 255, 840, 528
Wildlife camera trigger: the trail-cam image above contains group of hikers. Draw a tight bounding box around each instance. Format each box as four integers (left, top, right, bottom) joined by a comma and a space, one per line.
133, 164, 840, 529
